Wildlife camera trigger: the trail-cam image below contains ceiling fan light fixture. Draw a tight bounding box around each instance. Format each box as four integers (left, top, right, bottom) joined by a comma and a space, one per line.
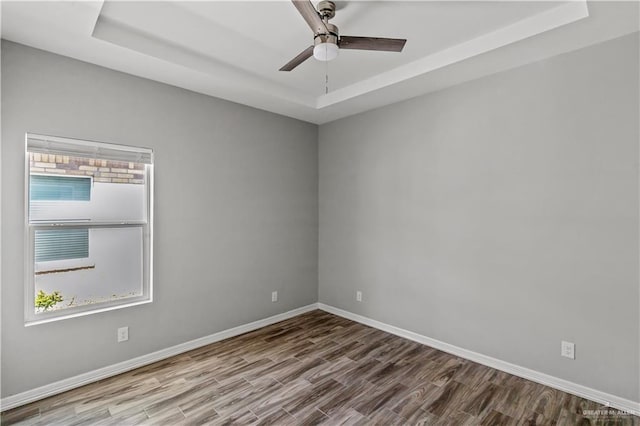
313, 42, 339, 61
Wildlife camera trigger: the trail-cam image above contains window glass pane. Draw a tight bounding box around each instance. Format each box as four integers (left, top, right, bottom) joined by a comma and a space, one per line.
34, 226, 144, 314
35, 229, 89, 262
30, 175, 91, 201
29, 153, 147, 223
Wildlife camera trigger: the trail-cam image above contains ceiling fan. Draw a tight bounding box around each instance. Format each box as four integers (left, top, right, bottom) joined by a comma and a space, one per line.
280, 0, 407, 71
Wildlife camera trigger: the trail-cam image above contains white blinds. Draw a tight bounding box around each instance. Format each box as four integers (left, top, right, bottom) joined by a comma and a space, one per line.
26, 133, 153, 164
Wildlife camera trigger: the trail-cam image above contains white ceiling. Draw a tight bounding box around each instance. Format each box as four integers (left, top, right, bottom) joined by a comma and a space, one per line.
2, 1, 639, 124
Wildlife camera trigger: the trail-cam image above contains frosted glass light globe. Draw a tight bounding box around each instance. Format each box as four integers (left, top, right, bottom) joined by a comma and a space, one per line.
313, 42, 339, 61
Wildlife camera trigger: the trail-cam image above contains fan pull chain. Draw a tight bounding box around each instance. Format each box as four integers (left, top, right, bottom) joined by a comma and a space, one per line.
325, 57, 329, 94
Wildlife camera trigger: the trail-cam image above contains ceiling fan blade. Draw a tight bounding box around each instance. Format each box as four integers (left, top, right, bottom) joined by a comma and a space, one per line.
292, 0, 329, 35
279, 46, 314, 71
339, 36, 406, 52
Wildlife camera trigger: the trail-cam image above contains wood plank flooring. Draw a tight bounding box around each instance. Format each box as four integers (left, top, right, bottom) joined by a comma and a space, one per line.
2, 310, 637, 425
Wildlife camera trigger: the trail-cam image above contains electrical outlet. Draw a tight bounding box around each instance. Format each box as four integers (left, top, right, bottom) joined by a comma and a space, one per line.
271, 291, 278, 302
561, 341, 575, 359
356, 291, 362, 302
117, 326, 129, 343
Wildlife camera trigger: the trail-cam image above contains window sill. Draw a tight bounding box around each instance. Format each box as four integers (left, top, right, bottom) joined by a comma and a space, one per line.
25, 298, 152, 327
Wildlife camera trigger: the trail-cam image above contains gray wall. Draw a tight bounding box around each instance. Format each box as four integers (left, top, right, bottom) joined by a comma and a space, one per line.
1, 40, 318, 397
319, 33, 639, 401
3, 31, 639, 404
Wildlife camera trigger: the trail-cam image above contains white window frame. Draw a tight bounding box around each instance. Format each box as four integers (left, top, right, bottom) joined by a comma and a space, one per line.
24, 133, 154, 326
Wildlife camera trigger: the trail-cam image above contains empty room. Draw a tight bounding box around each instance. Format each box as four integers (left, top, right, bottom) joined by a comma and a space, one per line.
1, 1, 639, 424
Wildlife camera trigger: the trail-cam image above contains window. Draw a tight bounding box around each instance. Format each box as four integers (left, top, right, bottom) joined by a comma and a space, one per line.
31, 175, 91, 264
25, 133, 153, 324
35, 229, 89, 262
30, 175, 91, 201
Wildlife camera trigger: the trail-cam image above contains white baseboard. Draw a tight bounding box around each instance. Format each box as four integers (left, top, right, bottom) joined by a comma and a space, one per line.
0, 304, 318, 411
317, 303, 640, 417
3, 302, 638, 417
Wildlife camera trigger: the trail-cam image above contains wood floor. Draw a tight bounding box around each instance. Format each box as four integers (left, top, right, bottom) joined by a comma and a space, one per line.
2, 310, 637, 425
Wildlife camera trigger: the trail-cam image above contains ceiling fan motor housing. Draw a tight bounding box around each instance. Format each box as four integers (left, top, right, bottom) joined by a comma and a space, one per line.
314, 22, 339, 46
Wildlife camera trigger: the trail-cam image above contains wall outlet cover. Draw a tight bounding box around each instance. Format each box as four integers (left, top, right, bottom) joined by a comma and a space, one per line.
117, 326, 129, 343
561, 341, 575, 359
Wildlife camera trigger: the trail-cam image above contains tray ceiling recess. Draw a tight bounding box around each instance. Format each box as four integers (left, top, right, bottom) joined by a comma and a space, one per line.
2, 1, 639, 124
